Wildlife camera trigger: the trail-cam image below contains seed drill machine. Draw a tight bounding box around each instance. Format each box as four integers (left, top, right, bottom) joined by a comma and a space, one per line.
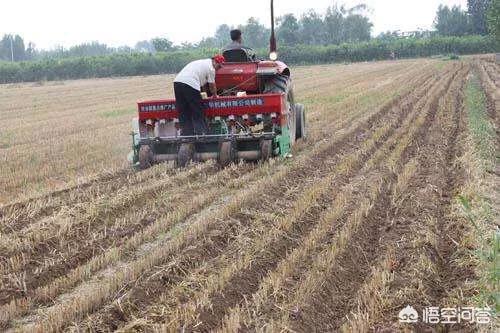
130, 0, 306, 168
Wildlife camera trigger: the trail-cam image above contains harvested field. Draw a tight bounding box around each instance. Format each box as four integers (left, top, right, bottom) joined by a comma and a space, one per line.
0, 56, 498, 332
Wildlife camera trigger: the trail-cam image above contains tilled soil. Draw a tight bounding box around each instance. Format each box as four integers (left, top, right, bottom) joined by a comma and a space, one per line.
0, 58, 496, 332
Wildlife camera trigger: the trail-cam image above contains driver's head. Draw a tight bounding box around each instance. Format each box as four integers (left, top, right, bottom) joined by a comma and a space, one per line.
230, 29, 242, 43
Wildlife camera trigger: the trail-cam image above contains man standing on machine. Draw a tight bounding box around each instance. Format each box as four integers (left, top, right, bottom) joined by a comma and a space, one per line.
173, 55, 226, 136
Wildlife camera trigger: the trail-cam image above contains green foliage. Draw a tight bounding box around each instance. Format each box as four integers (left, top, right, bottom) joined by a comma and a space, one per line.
465, 75, 495, 165
134, 40, 155, 53
36, 42, 132, 60
434, 1, 494, 37
322, 5, 373, 44
0, 36, 496, 84
0, 49, 214, 83
151, 38, 174, 52
468, 0, 492, 35
0, 34, 26, 61
434, 5, 473, 36
342, 12, 372, 42
278, 35, 497, 64
238, 17, 270, 49
215, 24, 232, 48
100, 108, 136, 118
275, 4, 372, 47
0, 130, 13, 149
67, 41, 111, 57
277, 14, 300, 45
487, 0, 500, 44
324, 6, 344, 45
299, 10, 327, 45
462, 74, 499, 313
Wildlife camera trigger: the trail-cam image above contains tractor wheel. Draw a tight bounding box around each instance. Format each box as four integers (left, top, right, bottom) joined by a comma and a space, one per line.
295, 104, 306, 140
264, 74, 296, 146
218, 141, 235, 167
138, 145, 153, 170
264, 74, 290, 94
176, 143, 194, 168
287, 102, 296, 146
260, 139, 273, 162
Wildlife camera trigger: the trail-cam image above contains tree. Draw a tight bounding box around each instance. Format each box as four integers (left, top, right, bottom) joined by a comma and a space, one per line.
26, 42, 36, 60
0, 34, 26, 61
179, 41, 196, 50
197, 37, 217, 49
486, 0, 499, 43
434, 5, 473, 36
215, 24, 232, 48
468, 0, 492, 35
343, 14, 372, 42
13, 35, 26, 61
135, 40, 155, 53
323, 3, 373, 44
300, 10, 326, 45
277, 14, 300, 45
68, 41, 109, 57
116, 46, 132, 54
238, 17, 269, 48
151, 37, 175, 52
324, 5, 344, 44
0, 35, 11, 61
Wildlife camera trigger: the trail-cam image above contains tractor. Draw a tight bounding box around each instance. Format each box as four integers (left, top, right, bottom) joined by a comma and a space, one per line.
130, 0, 306, 168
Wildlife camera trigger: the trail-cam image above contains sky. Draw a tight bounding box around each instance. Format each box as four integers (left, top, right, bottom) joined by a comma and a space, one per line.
1, 0, 468, 50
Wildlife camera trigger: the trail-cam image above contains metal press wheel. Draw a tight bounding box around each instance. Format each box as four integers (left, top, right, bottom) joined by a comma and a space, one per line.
218, 141, 235, 167
138, 145, 153, 170
176, 143, 194, 168
295, 103, 306, 140
265, 74, 296, 146
260, 139, 273, 162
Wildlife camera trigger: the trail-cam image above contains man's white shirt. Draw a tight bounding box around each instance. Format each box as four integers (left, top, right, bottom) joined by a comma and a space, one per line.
174, 59, 215, 91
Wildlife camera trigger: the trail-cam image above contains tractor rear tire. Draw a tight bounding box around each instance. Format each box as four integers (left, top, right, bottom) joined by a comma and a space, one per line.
138, 145, 153, 170
260, 139, 273, 162
264, 74, 296, 146
295, 104, 306, 140
218, 141, 234, 167
264, 74, 290, 95
176, 143, 194, 168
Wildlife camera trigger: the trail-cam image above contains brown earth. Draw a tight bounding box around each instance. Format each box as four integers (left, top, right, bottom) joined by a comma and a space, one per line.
0, 56, 497, 332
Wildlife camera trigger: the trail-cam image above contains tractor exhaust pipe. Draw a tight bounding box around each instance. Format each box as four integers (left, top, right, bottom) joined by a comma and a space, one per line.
269, 0, 278, 60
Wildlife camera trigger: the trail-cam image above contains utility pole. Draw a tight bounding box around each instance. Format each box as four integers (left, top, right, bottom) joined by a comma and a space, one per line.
10, 35, 14, 62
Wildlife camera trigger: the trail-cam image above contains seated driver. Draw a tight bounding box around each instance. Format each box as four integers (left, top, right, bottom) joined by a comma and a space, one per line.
223, 29, 256, 61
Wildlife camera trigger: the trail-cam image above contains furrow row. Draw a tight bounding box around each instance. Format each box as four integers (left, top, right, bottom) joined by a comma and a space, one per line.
69, 66, 446, 331
11, 63, 431, 333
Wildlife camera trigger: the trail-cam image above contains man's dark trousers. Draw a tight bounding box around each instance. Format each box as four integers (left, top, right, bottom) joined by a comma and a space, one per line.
174, 82, 208, 136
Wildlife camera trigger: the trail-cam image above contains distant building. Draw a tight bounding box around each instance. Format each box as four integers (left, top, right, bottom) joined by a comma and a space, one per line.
400, 30, 436, 38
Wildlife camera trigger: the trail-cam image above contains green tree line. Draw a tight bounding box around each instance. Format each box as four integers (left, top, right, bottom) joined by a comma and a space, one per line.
434, 0, 493, 36
0, 0, 498, 83
1, 0, 497, 62
0, 3, 374, 61
0, 35, 35, 61
487, 0, 500, 44
0, 35, 496, 84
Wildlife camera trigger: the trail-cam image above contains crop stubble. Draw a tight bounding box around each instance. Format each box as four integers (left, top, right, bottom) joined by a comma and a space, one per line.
0, 57, 495, 332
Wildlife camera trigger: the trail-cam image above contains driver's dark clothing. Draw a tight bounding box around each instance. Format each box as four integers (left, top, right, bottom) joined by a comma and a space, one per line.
223, 41, 256, 61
